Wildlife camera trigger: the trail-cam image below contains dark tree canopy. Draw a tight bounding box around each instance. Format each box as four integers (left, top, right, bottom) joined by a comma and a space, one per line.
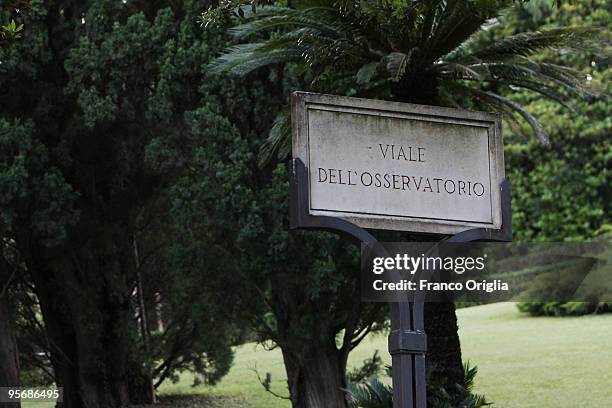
0, 0, 279, 405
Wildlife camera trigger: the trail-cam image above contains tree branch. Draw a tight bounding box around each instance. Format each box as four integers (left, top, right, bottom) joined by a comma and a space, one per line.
250, 365, 291, 400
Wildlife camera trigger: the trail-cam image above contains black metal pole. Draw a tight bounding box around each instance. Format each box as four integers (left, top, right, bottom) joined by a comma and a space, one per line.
388, 177, 511, 408
290, 159, 511, 408
389, 301, 427, 408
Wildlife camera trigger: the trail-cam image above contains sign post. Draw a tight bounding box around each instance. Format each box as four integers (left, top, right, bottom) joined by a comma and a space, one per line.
290, 92, 511, 408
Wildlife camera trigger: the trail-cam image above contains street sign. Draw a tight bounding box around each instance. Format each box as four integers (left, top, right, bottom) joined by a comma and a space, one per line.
289, 92, 511, 408
291, 92, 505, 235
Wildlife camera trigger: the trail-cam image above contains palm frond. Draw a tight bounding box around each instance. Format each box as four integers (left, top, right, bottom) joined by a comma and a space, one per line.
442, 81, 549, 144
344, 383, 376, 408
207, 0, 604, 158
463, 362, 478, 395
480, 90, 549, 144
209, 43, 301, 76
459, 394, 493, 408
292, 0, 335, 9
364, 378, 393, 407
356, 62, 380, 85
438, 53, 599, 109
482, 61, 595, 99
469, 27, 604, 59
539, 62, 599, 98
476, 57, 595, 97
426, 0, 503, 61
385, 50, 416, 82
434, 62, 485, 82
212, 5, 374, 77
344, 377, 393, 408
503, 80, 577, 113
258, 111, 291, 168
229, 7, 352, 40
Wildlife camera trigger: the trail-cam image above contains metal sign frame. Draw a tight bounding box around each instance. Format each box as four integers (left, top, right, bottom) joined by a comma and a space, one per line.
289, 92, 512, 408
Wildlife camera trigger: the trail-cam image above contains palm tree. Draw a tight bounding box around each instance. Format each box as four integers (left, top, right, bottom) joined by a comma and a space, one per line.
205, 1, 605, 406
208, 0, 603, 158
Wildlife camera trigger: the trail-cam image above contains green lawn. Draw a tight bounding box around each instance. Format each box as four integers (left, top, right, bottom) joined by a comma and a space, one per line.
159, 302, 612, 408
458, 303, 612, 407
23, 303, 612, 407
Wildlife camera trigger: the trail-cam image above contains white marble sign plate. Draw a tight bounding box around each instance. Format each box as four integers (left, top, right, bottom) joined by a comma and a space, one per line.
292, 92, 505, 234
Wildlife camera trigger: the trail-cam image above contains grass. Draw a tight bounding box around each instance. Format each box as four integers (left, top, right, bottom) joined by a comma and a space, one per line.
23, 302, 612, 407
457, 302, 612, 407
159, 302, 612, 407
158, 342, 292, 408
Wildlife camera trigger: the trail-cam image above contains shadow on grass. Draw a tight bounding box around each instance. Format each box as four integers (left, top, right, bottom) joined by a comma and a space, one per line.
133, 394, 250, 408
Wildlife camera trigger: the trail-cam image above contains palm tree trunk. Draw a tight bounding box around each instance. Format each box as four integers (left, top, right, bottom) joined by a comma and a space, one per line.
425, 302, 465, 404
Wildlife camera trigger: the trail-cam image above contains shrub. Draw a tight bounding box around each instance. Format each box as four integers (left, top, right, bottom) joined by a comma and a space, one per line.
517, 301, 612, 316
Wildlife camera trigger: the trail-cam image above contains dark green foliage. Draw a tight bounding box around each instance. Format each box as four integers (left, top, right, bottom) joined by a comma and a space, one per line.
1, 0, 276, 404
471, 0, 611, 241
345, 377, 393, 408
165, 121, 389, 403
469, 0, 612, 317
207, 1, 609, 405
63, 0, 274, 388
2, 1, 386, 406
345, 363, 491, 408
0, 119, 77, 247
427, 363, 492, 408
518, 301, 612, 316
207, 0, 608, 164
